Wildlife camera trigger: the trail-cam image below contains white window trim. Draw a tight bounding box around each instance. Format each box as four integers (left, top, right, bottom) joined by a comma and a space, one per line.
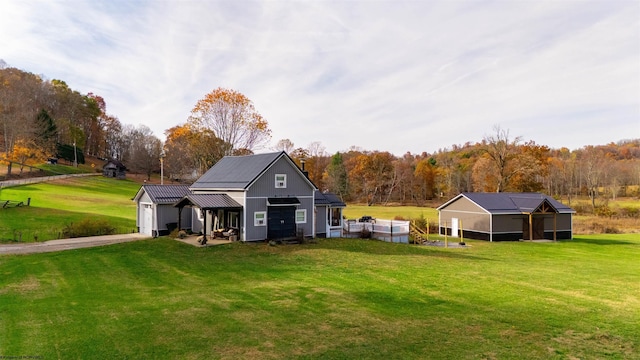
295, 209, 307, 224
275, 174, 287, 188
254, 211, 267, 226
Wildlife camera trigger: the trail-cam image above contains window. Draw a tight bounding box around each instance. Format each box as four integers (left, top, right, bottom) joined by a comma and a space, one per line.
275, 174, 287, 188
254, 211, 266, 226
295, 209, 307, 224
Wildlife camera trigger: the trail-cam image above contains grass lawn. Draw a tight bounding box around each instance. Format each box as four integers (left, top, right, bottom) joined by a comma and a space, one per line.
1, 234, 638, 359
0, 177, 140, 242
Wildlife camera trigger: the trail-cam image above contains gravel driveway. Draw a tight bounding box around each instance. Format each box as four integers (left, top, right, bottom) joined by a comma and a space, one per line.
0, 233, 149, 255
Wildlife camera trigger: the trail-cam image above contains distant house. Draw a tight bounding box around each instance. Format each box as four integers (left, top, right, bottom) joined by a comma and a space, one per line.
133, 185, 192, 237
103, 159, 127, 179
134, 151, 346, 242
437, 192, 575, 241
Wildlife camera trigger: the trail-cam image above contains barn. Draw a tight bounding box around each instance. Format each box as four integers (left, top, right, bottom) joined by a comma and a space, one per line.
437, 192, 575, 241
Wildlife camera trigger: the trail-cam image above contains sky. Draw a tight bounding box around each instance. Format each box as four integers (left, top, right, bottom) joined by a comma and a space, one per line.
1, 0, 639, 156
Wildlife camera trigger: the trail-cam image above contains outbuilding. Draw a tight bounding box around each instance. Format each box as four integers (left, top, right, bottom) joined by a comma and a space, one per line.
437, 192, 575, 241
133, 184, 192, 237
103, 159, 127, 179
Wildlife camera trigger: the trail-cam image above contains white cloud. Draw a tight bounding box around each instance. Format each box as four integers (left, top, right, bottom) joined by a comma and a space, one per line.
1, 0, 638, 155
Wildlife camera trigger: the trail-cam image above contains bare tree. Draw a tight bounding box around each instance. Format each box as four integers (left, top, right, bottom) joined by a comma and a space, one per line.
481, 125, 522, 192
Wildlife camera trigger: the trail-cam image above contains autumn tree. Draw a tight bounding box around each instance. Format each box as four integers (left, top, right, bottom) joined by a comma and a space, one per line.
8, 139, 45, 174
323, 152, 349, 200
348, 151, 396, 205
479, 126, 523, 192
188, 88, 271, 155
164, 124, 229, 180
414, 157, 436, 203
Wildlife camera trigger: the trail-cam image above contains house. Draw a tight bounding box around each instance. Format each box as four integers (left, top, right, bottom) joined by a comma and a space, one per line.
134, 151, 346, 242
103, 159, 127, 179
437, 192, 575, 241
133, 185, 192, 237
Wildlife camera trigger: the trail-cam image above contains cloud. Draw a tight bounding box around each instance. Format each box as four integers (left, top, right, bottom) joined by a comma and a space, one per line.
1, 0, 638, 155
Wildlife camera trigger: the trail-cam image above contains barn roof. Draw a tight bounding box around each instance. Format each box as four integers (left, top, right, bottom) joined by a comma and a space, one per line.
133, 185, 191, 204
190, 152, 288, 190
438, 192, 575, 214
173, 194, 242, 210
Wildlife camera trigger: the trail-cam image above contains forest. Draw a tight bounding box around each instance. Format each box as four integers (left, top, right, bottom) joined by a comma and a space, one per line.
1, 63, 639, 210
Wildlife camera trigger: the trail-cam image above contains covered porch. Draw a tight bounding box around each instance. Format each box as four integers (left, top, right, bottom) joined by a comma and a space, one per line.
173, 194, 243, 242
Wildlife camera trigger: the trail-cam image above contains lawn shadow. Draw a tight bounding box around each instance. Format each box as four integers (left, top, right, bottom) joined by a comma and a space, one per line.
311, 238, 490, 261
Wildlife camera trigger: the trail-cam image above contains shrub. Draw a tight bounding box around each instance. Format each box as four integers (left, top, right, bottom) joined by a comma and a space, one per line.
413, 213, 427, 231
594, 205, 616, 218
62, 219, 115, 238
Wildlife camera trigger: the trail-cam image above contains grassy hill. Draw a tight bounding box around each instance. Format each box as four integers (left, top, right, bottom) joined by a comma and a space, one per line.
0, 176, 140, 242
1, 235, 638, 358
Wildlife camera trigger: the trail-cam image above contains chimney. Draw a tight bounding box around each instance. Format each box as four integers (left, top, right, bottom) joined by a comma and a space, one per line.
300, 159, 309, 179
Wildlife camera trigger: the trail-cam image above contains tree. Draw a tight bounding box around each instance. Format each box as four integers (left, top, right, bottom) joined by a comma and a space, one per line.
8, 139, 46, 174
323, 152, 349, 200
35, 109, 57, 156
164, 124, 229, 180
481, 126, 522, 192
348, 151, 396, 205
127, 125, 162, 181
414, 157, 436, 202
273, 138, 295, 153
188, 87, 271, 155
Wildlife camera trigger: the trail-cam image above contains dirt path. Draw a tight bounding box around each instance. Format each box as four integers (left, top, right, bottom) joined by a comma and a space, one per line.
0, 233, 149, 255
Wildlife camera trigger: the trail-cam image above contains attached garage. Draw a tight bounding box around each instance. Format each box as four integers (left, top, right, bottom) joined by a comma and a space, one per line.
437, 192, 575, 241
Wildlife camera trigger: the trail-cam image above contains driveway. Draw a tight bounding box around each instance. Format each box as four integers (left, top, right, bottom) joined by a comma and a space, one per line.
0, 233, 149, 255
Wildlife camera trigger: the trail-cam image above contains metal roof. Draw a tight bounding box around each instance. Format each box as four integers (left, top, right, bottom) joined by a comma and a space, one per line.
190, 152, 283, 190
315, 191, 346, 207
133, 185, 191, 204
267, 197, 300, 206
438, 192, 575, 214
174, 194, 242, 210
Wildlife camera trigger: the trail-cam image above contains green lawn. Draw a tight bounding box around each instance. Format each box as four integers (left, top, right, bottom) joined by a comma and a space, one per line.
0, 177, 140, 242
1, 234, 638, 359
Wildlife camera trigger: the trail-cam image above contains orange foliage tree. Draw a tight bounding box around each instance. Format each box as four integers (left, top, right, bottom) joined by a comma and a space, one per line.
188, 88, 271, 156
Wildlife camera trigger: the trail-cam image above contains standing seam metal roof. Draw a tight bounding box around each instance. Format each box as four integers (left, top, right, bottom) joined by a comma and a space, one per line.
190, 152, 284, 190
439, 192, 574, 214
136, 185, 191, 204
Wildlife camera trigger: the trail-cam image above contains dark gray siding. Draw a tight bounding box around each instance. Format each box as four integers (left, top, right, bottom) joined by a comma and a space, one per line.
247, 156, 314, 198
156, 204, 191, 235
316, 205, 328, 237
245, 197, 268, 241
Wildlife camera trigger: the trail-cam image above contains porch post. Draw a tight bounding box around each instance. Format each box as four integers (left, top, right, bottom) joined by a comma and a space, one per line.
178, 207, 182, 231
553, 213, 557, 241
528, 213, 533, 240
203, 209, 207, 241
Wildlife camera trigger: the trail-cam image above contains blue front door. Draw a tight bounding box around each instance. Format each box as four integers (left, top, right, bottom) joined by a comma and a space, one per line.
268, 206, 296, 239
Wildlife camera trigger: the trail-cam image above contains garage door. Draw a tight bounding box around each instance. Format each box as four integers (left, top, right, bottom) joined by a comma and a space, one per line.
140, 204, 153, 235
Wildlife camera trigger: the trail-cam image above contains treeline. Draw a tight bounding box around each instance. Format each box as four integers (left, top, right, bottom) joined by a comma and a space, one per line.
0, 63, 163, 177
277, 133, 640, 208
2, 63, 638, 207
